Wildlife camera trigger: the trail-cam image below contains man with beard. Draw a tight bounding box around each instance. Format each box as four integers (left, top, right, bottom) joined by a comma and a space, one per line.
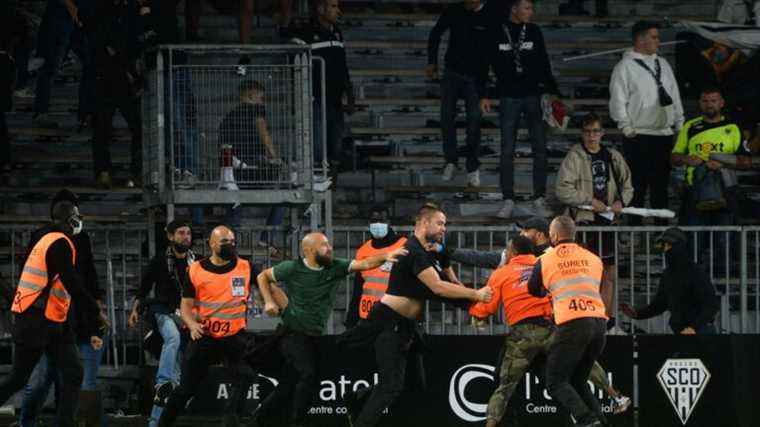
128, 220, 195, 427
341, 203, 493, 427
620, 227, 719, 334
345, 205, 408, 328
157, 225, 287, 427
253, 232, 407, 427
671, 87, 743, 225
0, 201, 106, 427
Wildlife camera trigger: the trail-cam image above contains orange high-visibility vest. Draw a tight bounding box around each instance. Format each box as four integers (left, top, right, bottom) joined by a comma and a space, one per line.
469, 254, 553, 326
11, 232, 76, 323
540, 243, 607, 325
188, 258, 251, 338
355, 236, 407, 319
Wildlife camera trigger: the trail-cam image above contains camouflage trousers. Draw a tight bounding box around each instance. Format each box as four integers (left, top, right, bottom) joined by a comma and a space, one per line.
486, 323, 612, 422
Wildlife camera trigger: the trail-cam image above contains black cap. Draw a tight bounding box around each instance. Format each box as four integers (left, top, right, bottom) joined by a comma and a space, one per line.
166, 219, 192, 234
518, 217, 550, 235
656, 227, 687, 245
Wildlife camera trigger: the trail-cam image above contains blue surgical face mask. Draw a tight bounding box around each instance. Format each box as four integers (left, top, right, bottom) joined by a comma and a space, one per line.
369, 222, 389, 239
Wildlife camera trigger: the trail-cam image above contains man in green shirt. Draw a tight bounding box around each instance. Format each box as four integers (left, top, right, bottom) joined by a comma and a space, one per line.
253, 232, 406, 427
671, 87, 742, 225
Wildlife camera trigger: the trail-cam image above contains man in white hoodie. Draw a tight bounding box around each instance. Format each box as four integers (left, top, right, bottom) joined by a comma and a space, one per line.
609, 21, 684, 226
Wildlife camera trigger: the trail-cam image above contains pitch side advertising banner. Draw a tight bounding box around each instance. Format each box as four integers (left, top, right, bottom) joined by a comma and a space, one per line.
181, 335, 633, 426
637, 335, 760, 427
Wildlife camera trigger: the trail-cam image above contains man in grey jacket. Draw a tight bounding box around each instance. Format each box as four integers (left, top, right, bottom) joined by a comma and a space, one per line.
556, 113, 633, 328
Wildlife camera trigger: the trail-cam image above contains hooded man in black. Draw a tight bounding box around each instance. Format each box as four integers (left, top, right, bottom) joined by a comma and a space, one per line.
620, 227, 720, 334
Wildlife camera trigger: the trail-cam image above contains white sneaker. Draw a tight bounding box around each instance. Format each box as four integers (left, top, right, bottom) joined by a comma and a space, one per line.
612, 395, 631, 414
467, 169, 480, 187
607, 326, 627, 336
13, 87, 34, 98
28, 57, 45, 72
532, 197, 551, 217
497, 199, 515, 219
0, 405, 15, 416
442, 163, 456, 181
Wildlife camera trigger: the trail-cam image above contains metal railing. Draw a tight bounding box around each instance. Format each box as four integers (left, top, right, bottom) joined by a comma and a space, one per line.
142, 45, 315, 194
2, 224, 759, 369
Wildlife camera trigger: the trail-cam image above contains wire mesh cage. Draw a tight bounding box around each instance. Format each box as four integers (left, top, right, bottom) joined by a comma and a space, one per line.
142, 45, 315, 195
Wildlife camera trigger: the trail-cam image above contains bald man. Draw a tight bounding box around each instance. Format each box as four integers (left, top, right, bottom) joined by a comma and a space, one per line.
158, 226, 286, 427
253, 232, 407, 427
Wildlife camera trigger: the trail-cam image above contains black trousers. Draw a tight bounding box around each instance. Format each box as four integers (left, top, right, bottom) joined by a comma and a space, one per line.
0, 112, 9, 166
623, 134, 673, 225
352, 303, 415, 427
257, 329, 319, 425
545, 317, 607, 425
0, 325, 83, 427
158, 333, 255, 427
93, 94, 142, 178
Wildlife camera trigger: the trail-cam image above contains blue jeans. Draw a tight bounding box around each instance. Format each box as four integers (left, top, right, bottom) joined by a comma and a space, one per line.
498, 96, 547, 199
440, 69, 481, 172
154, 313, 182, 386
18, 339, 105, 427
148, 313, 183, 427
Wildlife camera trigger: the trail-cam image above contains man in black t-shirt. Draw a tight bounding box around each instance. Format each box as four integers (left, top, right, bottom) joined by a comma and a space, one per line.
218, 79, 280, 184
342, 204, 492, 427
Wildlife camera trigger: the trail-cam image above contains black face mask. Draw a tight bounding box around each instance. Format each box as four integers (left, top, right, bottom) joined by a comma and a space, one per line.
173, 242, 190, 254
218, 244, 236, 261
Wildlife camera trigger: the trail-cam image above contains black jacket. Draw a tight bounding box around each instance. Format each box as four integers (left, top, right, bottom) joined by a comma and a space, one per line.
137, 252, 189, 314
14, 225, 102, 347
634, 243, 720, 333
484, 19, 559, 98
427, 3, 492, 86
292, 20, 351, 106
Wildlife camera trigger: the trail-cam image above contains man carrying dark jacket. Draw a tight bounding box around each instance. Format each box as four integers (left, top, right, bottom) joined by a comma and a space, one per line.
620, 227, 720, 334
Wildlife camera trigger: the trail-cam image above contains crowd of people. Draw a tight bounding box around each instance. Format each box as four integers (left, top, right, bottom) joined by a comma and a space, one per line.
2, 195, 721, 426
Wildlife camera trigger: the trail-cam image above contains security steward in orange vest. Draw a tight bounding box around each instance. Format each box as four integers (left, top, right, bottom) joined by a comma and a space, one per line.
469, 235, 552, 427
158, 225, 287, 427
0, 201, 105, 427
527, 216, 607, 427
346, 205, 407, 328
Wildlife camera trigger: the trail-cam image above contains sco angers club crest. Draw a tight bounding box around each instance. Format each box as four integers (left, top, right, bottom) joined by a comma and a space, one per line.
657, 359, 711, 425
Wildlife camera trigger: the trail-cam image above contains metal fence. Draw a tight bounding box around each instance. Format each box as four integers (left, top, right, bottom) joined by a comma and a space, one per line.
2, 225, 759, 368
142, 45, 315, 193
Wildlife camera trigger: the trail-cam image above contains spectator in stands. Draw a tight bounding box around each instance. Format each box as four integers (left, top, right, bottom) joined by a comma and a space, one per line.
129, 220, 194, 427
672, 87, 743, 225
481, 0, 559, 219
427, 0, 491, 187
556, 113, 633, 328
610, 20, 684, 226
93, 0, 144, 189
18, 189, 107, 427
717, 0, 760, 25
32, 0, 96, 130
620, 227, 719, 334
290, 0, 354, 176
0, 18, 15, 176
218, 79, 286, 242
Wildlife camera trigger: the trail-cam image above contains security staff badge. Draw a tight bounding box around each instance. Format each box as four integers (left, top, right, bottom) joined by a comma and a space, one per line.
231, 277, 246, 297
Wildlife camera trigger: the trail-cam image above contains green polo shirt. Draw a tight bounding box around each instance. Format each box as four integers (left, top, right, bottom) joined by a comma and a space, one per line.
272, 257, 353, 335
673, 116, 741, 185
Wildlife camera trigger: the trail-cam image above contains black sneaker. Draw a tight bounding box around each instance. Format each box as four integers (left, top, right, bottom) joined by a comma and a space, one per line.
153, 382, 175, 407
